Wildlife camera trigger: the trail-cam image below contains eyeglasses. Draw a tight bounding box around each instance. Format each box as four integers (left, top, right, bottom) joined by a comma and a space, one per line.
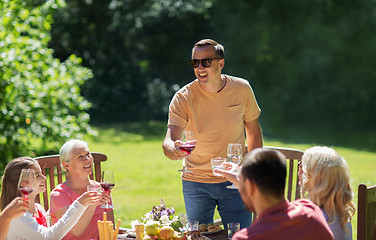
190, 58, 222, 68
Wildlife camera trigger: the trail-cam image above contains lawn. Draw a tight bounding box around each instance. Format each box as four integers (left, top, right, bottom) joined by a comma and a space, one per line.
85, 122, 376, 239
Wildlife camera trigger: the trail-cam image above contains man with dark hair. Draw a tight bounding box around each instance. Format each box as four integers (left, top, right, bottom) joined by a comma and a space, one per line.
162, 39, 263, 228
216, 148, 334, 239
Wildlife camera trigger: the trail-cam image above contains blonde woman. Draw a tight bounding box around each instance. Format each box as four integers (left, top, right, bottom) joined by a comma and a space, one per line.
299, 146, 356, 240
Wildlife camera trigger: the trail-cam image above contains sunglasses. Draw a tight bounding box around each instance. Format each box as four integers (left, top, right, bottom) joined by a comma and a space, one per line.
190, 58, 222, 68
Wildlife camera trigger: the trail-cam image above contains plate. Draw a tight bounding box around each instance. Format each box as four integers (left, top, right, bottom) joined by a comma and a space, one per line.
200, 229, 223, 235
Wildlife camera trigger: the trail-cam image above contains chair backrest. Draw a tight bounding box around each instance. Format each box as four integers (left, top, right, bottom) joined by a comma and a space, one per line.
357, 183, 376, 240
34, 152, 107, 210
263, 146, 303, 201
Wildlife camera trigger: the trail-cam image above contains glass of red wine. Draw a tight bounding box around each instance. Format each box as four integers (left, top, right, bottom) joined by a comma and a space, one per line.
178, 131, 196, 173
100, 169, 115, 209
18, 169, 36, 199
18, 169, 36, 215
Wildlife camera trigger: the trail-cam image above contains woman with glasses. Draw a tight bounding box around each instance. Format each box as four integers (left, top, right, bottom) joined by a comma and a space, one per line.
0, 157, 101, 239
299, 146, 355, 240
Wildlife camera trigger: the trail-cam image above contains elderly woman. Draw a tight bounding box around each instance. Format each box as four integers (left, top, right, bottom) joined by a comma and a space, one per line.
49, 139, 114, 240
299, 146, 355, 240
1, 157, 100, 239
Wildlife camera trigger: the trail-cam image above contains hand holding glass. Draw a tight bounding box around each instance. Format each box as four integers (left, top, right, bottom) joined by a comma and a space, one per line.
227, 143, 243, 189
178, 131, 196, 173
100, 170, 115, 209
211, 157, 226, 176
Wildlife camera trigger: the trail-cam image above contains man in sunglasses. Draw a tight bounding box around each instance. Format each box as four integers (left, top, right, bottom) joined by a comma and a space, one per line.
163, 39, 263, 229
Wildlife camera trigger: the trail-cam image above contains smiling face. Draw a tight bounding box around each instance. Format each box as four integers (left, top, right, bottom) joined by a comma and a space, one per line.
29, 163, 46, 196
63, 143, 93, 178
192, 45, 224, 85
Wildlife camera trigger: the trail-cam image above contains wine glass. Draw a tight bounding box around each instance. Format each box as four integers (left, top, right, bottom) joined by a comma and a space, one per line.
178, 131, 196, 173
226, 143, 243, 189
100, 170, 115, 209
18, 169, 36, 200
18, 169, 36, 215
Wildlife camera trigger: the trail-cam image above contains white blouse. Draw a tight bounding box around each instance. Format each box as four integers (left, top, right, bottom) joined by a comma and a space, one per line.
6, 200, 86, 240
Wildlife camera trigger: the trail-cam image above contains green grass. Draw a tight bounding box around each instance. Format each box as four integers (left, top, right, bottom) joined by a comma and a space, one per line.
83, 122, 376, 240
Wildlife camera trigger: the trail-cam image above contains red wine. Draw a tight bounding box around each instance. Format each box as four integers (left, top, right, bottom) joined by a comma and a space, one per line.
179, 144, 195, 155
101, 182, 115, 191
19, 187, 34, 196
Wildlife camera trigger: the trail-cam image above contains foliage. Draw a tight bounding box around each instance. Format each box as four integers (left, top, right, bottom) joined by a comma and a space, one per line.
208, 0, 376, 130
0, 0, 94, 168
49, 0, 376, 132
49, 0, 214, 122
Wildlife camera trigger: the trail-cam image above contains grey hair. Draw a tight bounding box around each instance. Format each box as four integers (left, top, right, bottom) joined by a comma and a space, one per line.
59, 139, 88, 171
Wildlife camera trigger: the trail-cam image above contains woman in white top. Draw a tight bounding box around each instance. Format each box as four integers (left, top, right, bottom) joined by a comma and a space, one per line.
0, 197, 28, 240
299, 146, 356, 240
0, 156, 101, 240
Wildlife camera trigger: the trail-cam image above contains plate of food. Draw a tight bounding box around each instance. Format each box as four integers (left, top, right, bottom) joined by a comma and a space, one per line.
198, 224, 222, 235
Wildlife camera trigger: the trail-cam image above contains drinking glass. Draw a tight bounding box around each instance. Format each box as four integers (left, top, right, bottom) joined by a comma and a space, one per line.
18, 169, 36, 216
100, 170, 115, 209
178, 131, 196, 173
227, 222, 240, 240
226, 143, 243, 189
18, 169, 36, 200
87, 183, 102, 193
211, 157, 226, 176
187, 220, 199, 231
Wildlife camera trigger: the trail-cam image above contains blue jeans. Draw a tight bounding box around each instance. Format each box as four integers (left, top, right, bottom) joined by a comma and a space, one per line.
182, 180, 252, 229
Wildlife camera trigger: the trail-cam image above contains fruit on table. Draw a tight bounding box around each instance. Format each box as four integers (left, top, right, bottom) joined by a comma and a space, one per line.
159, 226, 175, 240
145, 221, 160, 236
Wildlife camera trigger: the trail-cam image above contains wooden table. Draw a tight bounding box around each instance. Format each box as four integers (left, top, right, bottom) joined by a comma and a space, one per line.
203, 230, 228, 240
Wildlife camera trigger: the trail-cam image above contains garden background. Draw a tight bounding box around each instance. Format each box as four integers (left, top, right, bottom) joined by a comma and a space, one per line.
1, 1, 376, 239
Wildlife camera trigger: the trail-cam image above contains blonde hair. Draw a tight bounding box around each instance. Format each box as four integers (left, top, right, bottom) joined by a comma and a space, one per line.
301, 146, 356, 230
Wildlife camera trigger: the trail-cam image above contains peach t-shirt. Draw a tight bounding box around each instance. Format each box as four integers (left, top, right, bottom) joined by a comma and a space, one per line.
168, 74, 261, 183
49, 182, 108, 240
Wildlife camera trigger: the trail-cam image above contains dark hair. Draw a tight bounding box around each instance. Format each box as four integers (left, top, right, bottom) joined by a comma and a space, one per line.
241, 148, 286, 198
0, 157, 37, 210
192, 39, 225, 59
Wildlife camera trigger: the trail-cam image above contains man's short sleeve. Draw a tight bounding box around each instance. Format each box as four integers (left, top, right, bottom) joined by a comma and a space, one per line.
243, 82, 261, 122
168, 90, 189, 128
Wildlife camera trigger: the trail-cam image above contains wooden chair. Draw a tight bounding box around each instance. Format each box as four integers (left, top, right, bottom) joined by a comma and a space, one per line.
35, 152, 107, 210
263, 146, 303, 201
357, 183, 376, 240
214, 146, 303, 225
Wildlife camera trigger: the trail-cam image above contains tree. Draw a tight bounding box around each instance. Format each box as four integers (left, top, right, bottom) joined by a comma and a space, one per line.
0, 0, 94, 168
49, 0, 214, 122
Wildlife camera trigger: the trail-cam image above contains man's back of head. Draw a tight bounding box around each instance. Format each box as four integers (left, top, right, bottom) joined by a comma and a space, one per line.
241, 148, 286, 199
234, 148, 334, 240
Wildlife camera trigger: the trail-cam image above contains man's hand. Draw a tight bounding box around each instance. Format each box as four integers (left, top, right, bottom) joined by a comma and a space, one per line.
214, 162, 241, 187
